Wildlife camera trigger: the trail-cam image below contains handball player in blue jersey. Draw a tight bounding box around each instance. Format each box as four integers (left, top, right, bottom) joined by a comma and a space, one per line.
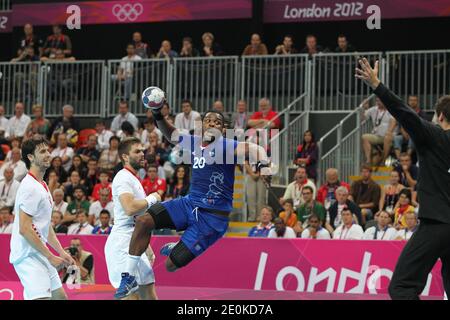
115, 103, 271, 298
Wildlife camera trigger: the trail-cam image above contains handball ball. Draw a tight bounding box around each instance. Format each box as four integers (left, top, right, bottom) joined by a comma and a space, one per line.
142, 86, 165, 110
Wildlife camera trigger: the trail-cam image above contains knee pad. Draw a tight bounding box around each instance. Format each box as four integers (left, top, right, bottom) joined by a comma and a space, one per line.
148, 203, 176, 230
169, 241, 196, 269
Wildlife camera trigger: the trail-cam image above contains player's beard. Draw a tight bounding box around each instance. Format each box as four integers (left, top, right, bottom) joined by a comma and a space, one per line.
129, 157, 143, 171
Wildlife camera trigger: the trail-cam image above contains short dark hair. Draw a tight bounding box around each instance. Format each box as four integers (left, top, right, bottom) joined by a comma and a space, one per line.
99, 169, 109, 176
21, 137, 49, 169
284, 199, 294, 206
201, 109, 225, 126
308, 213, 321, 222
361, 164, 372, 172
99, 209, 110, 217
302, 186, 314, 194
119, 100, 128, 107
182, 36, 193, 44
181, 99, 192, 107
73, 186, 85, 194
127, 43, 135, 49
77, 210, 88, 218
109, 135, 120, 144
118, 137, 141, 163
121, 121, 135, 135
435, 95, 450, 122
95, 119, 106, 126
338, 34, 347, 39
399, 188, 412, 200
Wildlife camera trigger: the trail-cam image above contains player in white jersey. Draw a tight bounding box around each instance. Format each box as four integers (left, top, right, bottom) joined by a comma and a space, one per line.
9, 137, 75, 300
105, 137, 161, 300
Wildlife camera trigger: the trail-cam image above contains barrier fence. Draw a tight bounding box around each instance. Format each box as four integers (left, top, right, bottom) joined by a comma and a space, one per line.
1, 50, 446, 117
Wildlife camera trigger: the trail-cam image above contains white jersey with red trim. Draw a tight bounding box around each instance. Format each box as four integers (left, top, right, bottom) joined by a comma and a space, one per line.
111, 168, 147, 234
10, 173, 54, 264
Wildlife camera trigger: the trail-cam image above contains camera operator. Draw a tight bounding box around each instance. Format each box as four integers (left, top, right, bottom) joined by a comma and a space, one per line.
62, 238, 95, 284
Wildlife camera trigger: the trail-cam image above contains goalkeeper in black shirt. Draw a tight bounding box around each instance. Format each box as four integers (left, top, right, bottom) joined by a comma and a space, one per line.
356, 58, 450, 300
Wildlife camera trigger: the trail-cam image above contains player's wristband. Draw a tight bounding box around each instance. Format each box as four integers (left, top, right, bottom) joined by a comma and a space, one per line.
145, 194, 158, 209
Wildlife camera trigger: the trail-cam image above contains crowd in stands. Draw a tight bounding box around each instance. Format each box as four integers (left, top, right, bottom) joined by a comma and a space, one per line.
10, 23, 357, 62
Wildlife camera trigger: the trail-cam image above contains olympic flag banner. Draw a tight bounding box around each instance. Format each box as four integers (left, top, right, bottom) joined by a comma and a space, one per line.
264, 0, 450, 23
0, 234, 444, 299
11, 0, 252, 27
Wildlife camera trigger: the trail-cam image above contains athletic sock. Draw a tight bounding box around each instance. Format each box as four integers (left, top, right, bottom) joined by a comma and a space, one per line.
125, 254, 141, 276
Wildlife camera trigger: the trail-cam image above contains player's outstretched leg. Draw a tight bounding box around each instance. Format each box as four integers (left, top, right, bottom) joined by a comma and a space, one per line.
162, 241, 196, 273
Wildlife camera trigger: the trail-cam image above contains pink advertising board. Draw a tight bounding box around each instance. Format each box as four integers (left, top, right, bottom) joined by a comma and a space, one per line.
11, 0, 252, 27
0, 234, 444, 299
264, 0, 450, 23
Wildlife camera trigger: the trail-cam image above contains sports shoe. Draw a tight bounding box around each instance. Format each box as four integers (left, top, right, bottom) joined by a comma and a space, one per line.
160, 242, 177, 256
114, 272, 138, 299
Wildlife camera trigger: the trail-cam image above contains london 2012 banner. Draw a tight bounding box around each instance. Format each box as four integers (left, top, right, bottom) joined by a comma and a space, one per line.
11, 0, 252, 27
264, 0, 450, 23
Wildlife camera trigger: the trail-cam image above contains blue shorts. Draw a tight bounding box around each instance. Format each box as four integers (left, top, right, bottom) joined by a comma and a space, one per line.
161, 196, 229, 257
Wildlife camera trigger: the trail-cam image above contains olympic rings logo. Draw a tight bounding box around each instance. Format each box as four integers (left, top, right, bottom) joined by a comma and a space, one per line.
112, 3, 144, 22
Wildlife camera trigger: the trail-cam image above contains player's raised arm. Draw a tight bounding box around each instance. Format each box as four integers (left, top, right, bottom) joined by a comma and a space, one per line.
355, 58, 435, 145
152, 105, 178, 144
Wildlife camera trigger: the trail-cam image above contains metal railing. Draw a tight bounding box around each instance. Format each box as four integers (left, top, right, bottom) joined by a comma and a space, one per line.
171, 56, 239, 114
0, 0, 10, 11
385, 50, 450, 110
107, 58, 170, 117
269, 93, 308, 185
41, 60, 105, 117
311, 52, 383, 110
0, 61, 40, 114
241, 54, 310, 113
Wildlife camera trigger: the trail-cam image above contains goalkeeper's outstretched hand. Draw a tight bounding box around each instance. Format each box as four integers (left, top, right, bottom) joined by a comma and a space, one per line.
355, 58, 381, 90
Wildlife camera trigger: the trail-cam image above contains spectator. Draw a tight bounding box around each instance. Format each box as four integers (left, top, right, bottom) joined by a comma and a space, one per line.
92, 210, 113, 235
47, 169, 62, 195
363, 211, 397, 240
300, 35, 325, 56
334, 34, 356, 53
274, 35, 298, 55
394, 153, 418, 189
395, 212, 418, 241
132, 31, 151, 59
179, 36, 200, 57
157, 40, 178, 59
301, 214, 331, 239
0, 167, 20, 208
64, 186, 91, 226
141, 164, 167, 197
68, 210, 94, 235
40, 48, 75, 62
17, 23, 43, 56
52, 189, 68, 217
89, 188, 114, 226
332, 208, 364, 240
362, 98, 397, 165
110, 100, 139, 134
51, 210, 68, 234
349, 165, 381, 225
248, 98, 281, 130
0, 105, 9, 133
392, 95, 429, 159
3, 137, 20, 162
0, 207, 13, 234
68, 155, 87, 180
279, 166, 316, 209
42, 25, 72, 58
295, 186, 326, 234
278, 199, 297, 228
64, 170, 87, 203
230, 100, 248, 130
242, 33, 268, 56
316, 168, 350, 209
90, 170, 112, 202
141, 118, 163, 148
115, 44, 142, 100
47, 104, 80, 141
118, 121, 139, 140
84, 158, 100, 193
64, 238, 95, 284
244, 159, 267, 222
211, 100, 231, 128
0, 148, 27, 182
174, 100, 201, 133
11, 45, 40, 62
44, 156, 68, 184
23, 104, 51, 140
393, 189, 415, 230
200, 32, 224, 56
247, 206, 275, 237
51, 133, 74, 172
95, 119, 114, 152
268, 218, 296, 238
166, 165, 190, 200
6, 102, 31, 141
77, 134, 100, 163
379, 170, 405, 214
325, 186, 362, 233
98, 136, 120, 173
294, 130, 319, 181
